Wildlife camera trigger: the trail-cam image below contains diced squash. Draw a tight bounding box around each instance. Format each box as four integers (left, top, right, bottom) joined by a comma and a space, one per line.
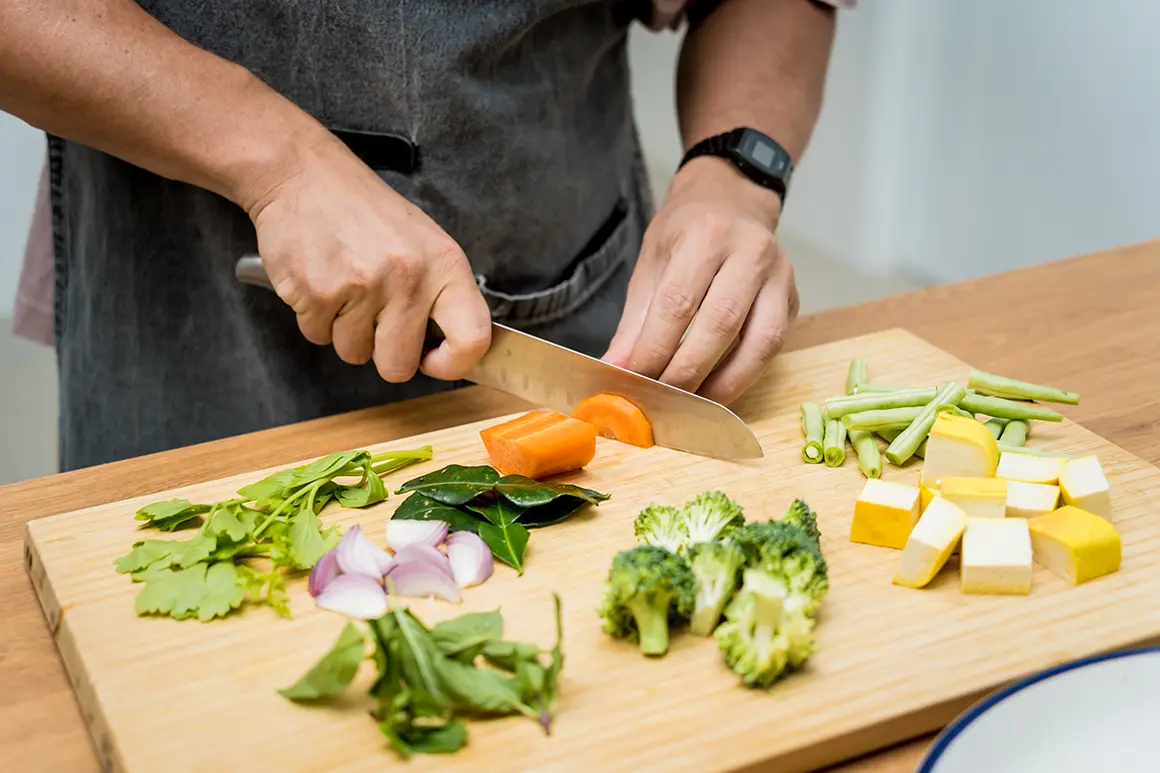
1005, 480, 1060, 519
940, 477, 1008, 519
960, 517, 1033, 595
894, 496, 967, 588
480, 410, 597, 479
850, 479, 922, 550
923, 414, 1000, 483
572, 393, 654, 448
996, 451, 1066, 485
1028, 506, 1121, 585
1058, 456, 1112, 519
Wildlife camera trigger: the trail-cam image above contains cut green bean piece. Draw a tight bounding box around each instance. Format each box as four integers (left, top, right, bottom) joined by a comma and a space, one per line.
841, 406, 924, 432
997, 442, 1071, 459
968, 368, 1080, 405
823, 419, 847, 467
825, 387, 938, 419
914, 437, 928, 459
885, 382, 967, 466
999, 419, 1030, 447
848, 429, 881, 479
936, 404, 974, 419
845, 359, 869, 396
875, 429, 901, 443
801, 401, 825, 463
853, 384, 912, 394
985, 420, 1005, 440
958, 393, 1063, 422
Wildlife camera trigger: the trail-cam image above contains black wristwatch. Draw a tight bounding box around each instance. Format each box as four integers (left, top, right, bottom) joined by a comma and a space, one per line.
677, 127, 794, 204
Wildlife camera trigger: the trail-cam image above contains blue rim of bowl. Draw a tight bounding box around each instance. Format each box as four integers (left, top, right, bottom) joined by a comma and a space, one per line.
918, 645, 1160, 772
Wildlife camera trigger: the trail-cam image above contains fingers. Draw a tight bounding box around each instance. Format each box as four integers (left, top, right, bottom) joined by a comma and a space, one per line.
623, 232, 726, 379
698, 256, 797, 406
657, 252, 763, 393
330, 299, 378, 365
420, 272, 493, 381
602, 236, 660, 367
372, 293, 428, 383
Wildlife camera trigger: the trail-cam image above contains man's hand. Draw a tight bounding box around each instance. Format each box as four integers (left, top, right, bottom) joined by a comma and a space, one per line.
248, 133, 492, 382
603, 157, 799, 405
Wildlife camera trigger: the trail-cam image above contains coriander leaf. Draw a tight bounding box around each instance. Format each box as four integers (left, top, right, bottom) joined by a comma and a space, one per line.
392, 493, 482, 534
134, 499, 210, 531
334, 469, 387, 508
395, 464, 500, 506
236, 469, 296, 504
204, 503, 255, 543
289, 450, 364, 488
237, 565, 291, 617
466, 497, 524, 527
134, 561, 245, 621
176, 533, 218, 568
278, 623, 367, 701
494, 476, 610, 508
430, 610, 504, 656
280, 510, 336, 571
514, 496, 592, 529
114, 540, 181, 575
477, 521, 530, 575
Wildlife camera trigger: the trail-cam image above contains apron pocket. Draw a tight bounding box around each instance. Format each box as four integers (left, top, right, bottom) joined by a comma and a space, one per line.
477, 196, 639, 328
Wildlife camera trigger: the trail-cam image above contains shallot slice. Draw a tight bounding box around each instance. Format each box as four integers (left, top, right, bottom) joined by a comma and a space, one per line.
336, 524, 395, 580
445, 531, 494, 589
314, 573, 389, 620
308, 547, 340, 597
392, 543, 454, 578
385, 519, 448, 552
385, 560, 462, 604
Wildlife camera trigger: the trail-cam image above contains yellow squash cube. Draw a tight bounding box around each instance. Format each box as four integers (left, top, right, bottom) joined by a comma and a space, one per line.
894, 496, 967, 589
960, 517, 1033, 595
923, 414, 1000, 483
940, 477, 1008, 519
1028, 506, 1121, 585
996, 451, 1066, 485
1058, 456, 1112, 519
851, 479, 922, 550
1005, 480, 1060, 519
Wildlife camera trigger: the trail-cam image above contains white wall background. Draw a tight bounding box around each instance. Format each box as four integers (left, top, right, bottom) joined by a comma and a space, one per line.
5, 0, 1160, 316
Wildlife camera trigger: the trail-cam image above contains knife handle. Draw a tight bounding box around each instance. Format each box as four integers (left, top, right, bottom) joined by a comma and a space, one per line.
235, 254, 447, 353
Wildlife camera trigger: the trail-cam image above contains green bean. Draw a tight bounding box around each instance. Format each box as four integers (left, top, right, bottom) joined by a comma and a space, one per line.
841, 406, 924, 432
825, 387, 939, 419
801, 402, 825, 463
876, 429, 927, 459
885, 382, 967, 466
999, 419, 1030, 447
968, 368, 1080, 405
849, 429, 881, 478
985, 420, 1005, 440
845, 359, 869, 396
853, 384, 913, 394
958, 393, 1063, 422
823, 419, 847, 467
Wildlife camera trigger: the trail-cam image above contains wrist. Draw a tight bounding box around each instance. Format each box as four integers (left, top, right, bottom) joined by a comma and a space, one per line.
669, 155, 784, 229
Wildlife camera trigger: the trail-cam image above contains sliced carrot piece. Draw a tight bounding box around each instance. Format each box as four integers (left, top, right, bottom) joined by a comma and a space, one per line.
480, 410, 597, 479
571, 393, 654, 448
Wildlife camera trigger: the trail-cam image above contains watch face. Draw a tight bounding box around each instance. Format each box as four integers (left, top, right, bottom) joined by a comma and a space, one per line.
739, 130, 791, 178
751, 138, 777, 169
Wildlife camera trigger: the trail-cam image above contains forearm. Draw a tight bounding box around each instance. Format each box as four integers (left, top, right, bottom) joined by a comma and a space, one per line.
0, 0, 328, 213
676, 0, 837, 163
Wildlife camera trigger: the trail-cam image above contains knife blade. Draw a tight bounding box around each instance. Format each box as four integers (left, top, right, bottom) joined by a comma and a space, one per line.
234, 255, 763, 460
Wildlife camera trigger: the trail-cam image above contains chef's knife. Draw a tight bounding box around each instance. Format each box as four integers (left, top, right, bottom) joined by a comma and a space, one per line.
234, 255, 763, 460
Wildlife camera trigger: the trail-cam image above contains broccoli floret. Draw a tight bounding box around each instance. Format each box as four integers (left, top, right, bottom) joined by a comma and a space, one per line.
714, 568, 817, 688
633, 504, 688, 554
731, 520, 829, 616
681, 491, 745, 546
779, 498, 821, 546
598, 545, 695, 656
687, 539, 746, 636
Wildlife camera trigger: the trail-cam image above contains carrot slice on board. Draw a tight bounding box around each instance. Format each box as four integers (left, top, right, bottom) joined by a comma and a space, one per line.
480, 410, 597, 479
571, 393, 654, 448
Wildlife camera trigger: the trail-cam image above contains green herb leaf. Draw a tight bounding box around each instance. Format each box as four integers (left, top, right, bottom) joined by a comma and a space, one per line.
392, 493, 482, 533
430, 610, 504, 656
279, 623, 367, 701
176, 533, 218, 568
204, 503, 258, 542
114, 540, 182, 575
494, 476, 610, 508
477, 521, 530, 575
134, 499, 211, 531
394, 610, 449, 705
480, 641, 542, 672
380, 715, 468, 758
288, 450, 365, 488
236, 469, 297, 505
334, 468, 388, 508
134, 561, 246, 622
395, 464, 501, 505
437, 657, 530, 716
514, 496, 591, 529
277, 510, 339, 571
466, 497, 524, 526
541, 593, 565, 726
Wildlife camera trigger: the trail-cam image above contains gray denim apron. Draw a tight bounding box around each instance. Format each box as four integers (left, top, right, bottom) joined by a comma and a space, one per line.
48, 0, 655, 471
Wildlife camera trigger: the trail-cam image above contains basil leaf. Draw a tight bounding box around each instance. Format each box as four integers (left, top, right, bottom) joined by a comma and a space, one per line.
480, 641, 542, 672
495, 476, 610, 508
380, 716, 467, 758
430, 610, 504, 656
134, 499, 210, 531
436, 657, 528, 716
466, 497, 524, 526
477, 521, 530, 575
394, 610, 449, 704
514, 496, 591, 529
392, 494, 482, 533
278, 622, 367, 701
395, 464, 500, 505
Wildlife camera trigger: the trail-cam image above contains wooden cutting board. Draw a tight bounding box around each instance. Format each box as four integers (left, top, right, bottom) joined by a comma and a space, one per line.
23, 329, 1160, 773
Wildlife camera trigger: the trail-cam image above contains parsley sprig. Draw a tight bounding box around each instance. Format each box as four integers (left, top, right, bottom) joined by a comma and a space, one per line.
114, 447, 432, 622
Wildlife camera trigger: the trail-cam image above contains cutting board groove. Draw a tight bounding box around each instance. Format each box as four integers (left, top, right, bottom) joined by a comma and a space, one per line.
23, 329, 1160, 772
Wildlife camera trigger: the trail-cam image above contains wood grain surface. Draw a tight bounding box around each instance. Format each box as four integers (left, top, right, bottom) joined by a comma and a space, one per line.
3, 238, 1160, 772
22, 328, 1160, 773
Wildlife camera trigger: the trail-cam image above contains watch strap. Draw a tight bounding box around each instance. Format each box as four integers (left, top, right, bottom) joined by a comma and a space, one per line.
678, 127, 792, 202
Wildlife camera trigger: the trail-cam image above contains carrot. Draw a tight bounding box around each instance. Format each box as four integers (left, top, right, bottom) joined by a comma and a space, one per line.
571, 393, 654, 448
480, 410, 597, 479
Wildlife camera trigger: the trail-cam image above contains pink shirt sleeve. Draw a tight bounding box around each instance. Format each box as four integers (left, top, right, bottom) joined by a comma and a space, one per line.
12, 161, 54, 347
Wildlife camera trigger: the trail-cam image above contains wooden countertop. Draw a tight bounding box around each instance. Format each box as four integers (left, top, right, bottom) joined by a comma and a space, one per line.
4, 238, 1159, 773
